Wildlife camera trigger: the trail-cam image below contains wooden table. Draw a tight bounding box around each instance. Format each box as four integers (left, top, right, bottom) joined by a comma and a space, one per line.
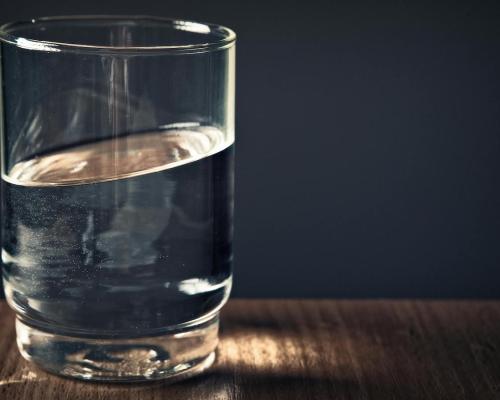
1, 299, 500, 399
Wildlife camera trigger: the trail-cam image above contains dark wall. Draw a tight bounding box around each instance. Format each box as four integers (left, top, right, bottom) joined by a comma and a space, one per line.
2, 1, 500, 298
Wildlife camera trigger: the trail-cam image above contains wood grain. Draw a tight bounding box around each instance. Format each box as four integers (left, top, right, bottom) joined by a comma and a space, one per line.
1, 299, 500, 399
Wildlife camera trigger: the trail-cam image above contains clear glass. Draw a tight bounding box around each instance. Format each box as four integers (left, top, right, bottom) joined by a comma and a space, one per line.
0, 16, 235, 382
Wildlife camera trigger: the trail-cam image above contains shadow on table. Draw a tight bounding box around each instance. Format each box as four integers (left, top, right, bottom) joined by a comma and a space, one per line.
0, 368, 398, 400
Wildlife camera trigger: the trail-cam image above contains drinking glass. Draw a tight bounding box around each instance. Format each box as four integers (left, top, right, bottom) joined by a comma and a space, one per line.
0, 15, 235, 382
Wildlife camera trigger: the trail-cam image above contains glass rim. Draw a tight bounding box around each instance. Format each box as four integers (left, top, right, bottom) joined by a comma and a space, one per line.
0, 15, 236, 55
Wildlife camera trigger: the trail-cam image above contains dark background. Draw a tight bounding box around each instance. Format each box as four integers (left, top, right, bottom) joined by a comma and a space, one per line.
1, 0, 500, 298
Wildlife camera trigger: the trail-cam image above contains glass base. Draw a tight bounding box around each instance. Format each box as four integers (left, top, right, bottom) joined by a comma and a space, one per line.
15, 314, 219, 382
